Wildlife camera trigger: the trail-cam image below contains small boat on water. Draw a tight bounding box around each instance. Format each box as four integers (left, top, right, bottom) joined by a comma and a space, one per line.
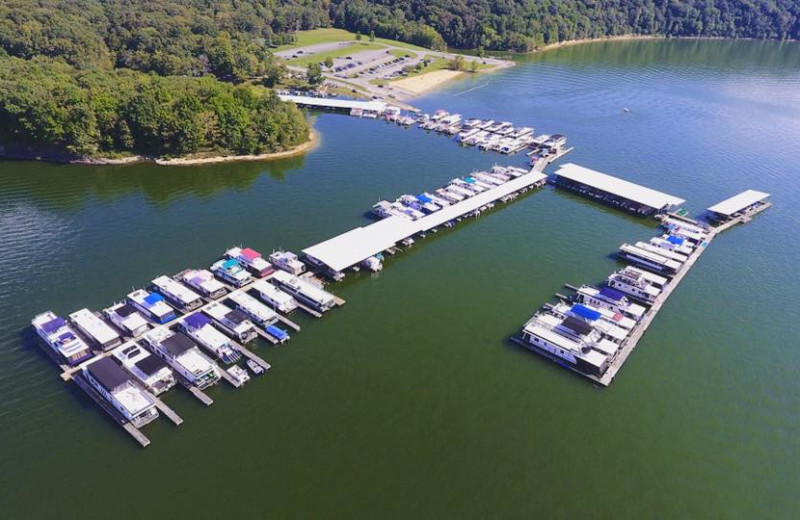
226, 365, 251, 387
360, 256, 383, 272
246, 358, 267, 375
32, 311, 93, 365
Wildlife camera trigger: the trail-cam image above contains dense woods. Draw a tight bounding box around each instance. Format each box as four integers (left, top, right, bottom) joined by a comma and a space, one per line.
1, 1, 798, 159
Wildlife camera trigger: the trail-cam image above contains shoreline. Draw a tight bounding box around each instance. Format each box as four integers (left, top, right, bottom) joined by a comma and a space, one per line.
0, 130, 319, 167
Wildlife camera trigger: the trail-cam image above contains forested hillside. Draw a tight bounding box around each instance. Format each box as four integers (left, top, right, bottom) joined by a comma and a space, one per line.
1, 1, 798, 159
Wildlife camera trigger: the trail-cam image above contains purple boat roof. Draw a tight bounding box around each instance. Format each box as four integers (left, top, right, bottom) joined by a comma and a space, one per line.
184, 313, 211, 328
41, 317, 66, 334
600, 287, 625, 301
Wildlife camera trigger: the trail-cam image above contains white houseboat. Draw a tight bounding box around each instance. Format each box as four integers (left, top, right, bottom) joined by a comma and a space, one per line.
270, 270, 336, 313
69, 308, 122, 351
152, 275, 203, 311
606, 268, 662, 304
142, 328, 220, 389
83, 357, 159, 427
179, 269, 228, 299
211, 259, 253, 288
227, 291, 279, 329
103, 302, 149, 338
520, 318, 609, 377
31, 311, 93, 365
179, 312, 240, 363
618, 243, 681, 275
127, 289, 176, 324
575, 285, 647, 321
204, 301, 258, 343
269, 251, 306, 275
225, 247, 274, 278
112, 343, 176, 395
252, 279, 298, 313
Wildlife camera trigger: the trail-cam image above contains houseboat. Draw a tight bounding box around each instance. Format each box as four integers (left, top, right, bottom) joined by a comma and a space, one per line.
519, 317, 609, 377
619, 266, 669, 289
179, 312, 240, 363
252, 279, 298, 313
69, 308, 122, 351
227, 291, 279, 330
225, 247, 274, 278
575, 286, 647, 321
83, 357, 159, 428
226, 365, 251, 387
269, 251, 306, 275
152, 275, 203, 311
211, 258, 253, 288
535, 313, 619, 358
434, 189, 462, 203
103, 302, 149, 338
423, 192, 451, 207
31, 311, 93, 365
634, 241, 688, 264
142, 328, 220, 389
650, 235, 694, 256
127, 289, 177, 324
549, 302, 629, 343
112, 343, 176, 395
618, 243, 681, 275
270, 270, 336, 313
179, 269, 228, 299
360, 256, 383, 272
203, 302, 258, 344
607, 268, 662, 304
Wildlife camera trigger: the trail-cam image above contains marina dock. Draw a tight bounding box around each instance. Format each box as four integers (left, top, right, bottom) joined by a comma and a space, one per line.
513, 189, 771, 386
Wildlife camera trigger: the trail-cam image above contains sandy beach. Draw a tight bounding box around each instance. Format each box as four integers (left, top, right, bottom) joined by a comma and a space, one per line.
391, 70, 465, 95
154, 131, 319, 166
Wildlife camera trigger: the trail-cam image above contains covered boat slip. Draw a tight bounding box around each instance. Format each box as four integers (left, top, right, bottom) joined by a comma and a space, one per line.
707, 189, 770, 220
553, 163, 686, 215
277, 94, 387, 115
303, 170, 548, 273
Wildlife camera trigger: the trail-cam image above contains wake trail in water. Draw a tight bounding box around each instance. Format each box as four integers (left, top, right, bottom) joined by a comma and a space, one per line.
452, 81, 492, 96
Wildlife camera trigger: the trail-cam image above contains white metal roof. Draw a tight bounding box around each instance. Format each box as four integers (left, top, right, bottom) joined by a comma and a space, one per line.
707, 189, 770, 216
554, 163, 685, 210
303, 170, 548, 272
278, 94, 387, 113
69, 308, 120, 344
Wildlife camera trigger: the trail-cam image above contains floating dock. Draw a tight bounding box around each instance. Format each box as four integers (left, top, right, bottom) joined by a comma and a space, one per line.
513, 192, 771, 386
707, 189, 771, 223
303, 169, 548, 274
278, 94, 388, 115
552, 163, 685, 217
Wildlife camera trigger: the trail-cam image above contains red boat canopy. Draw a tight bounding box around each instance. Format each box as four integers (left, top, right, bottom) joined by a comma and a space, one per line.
241, 248, 261, 260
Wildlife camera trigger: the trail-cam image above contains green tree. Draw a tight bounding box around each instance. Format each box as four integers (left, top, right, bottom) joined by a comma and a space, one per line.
324, 56, 334, 68
369, 30, 375, 42
447, 55, 464, 71
306, 62, 323, 86
355, 31, 362, 41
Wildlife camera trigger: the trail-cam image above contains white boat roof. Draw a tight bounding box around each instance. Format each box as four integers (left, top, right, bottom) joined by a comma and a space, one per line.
176, 349, 215, 376
189, 322, 229, 348
278, 94, 387, 113
620, 244, 682, 269
623, 266, 668, 286
555, 163, 685, 210
707, 189, 770, 216
228, 291, 277, 322
303, 170, 548, 272
272, 271, 335, 304
153, 275, 202, 302
112, 383, 154, 416
69, 308, 119, 344
204, 302, 233, 320
252, 279, 295, 303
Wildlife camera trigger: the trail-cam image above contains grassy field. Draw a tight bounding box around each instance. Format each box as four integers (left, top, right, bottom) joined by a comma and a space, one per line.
276, 28, 429, 53
287, 41, 384, 66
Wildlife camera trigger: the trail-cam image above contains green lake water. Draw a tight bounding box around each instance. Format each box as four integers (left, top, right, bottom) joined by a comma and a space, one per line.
1, 40, 798, 518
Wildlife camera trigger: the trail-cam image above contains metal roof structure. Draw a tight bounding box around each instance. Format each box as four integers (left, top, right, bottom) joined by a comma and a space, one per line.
278, 94, 388, 113
554, 163, 685, 210
707, 189, 770, 216
303, 170, 548, 272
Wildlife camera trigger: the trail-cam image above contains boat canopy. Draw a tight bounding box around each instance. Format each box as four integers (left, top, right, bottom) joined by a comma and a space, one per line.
144, 293, 164, 305
571, 304, 601, 321
266, 325, 289, 341
241, 248, 261, 260
42, 317, 66, 334
599, 287, 625, 302
463, 177, 476, 183
416, 194, 432, 203
185, 313, 212, 328
666, 235, 684, 245
222, 259, 240, 270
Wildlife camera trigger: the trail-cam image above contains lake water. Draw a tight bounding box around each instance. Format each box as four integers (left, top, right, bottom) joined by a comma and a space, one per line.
1, 39, 798, 518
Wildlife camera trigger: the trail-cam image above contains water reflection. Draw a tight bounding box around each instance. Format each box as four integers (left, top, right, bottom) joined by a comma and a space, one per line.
0, 153, 308, 210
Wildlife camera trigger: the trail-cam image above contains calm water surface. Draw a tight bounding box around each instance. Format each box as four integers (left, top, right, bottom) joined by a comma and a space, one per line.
1, 40, 798, 518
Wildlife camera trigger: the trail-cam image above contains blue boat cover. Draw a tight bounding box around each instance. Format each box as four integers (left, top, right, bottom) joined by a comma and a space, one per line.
463, 177, 476, 183
666, 235, 684, 245
144, 292, 164, 305
184, 313, 211, 328
266, 325, 289, 340
600, 287, 625, 301
570, 304, 601, 321
416, 194, 432, 203
42, 317, 66, 334
222, 259, 239, 270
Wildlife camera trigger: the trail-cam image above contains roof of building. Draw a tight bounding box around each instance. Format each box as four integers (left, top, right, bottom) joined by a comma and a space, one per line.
240, 247, 261, 260
184, 313, 212, 329
161, 333, 195, 356
143, 292, 164, 305
86, 357, 129, 392
278, 94, 387, 113
134, 354, 167, 376
41, 316, 66, 334
554, 163, 685, 209
303, 170, 547, 272
707, 189, 770, 216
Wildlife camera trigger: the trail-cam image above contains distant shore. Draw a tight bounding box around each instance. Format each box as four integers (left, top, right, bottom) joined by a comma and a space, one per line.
0, 130, 319, 167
